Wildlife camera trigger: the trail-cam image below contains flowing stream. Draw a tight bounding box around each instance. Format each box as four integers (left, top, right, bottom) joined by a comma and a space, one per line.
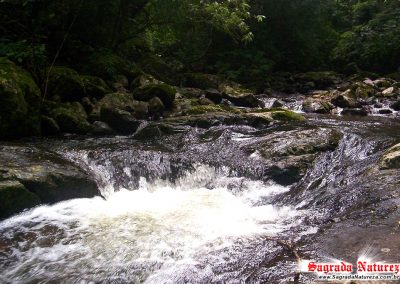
0, 115, 399, 283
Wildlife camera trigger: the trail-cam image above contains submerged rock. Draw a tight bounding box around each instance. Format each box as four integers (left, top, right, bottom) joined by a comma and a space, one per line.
380, 143, 400, 169
0, 58, 41, 139
0, 145, 100, 219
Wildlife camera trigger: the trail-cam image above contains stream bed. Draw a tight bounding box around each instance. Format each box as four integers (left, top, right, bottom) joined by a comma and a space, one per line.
0, 115, 399, 283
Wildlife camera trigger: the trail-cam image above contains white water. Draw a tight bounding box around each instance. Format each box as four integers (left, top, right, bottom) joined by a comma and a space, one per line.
0, 165, 311, 283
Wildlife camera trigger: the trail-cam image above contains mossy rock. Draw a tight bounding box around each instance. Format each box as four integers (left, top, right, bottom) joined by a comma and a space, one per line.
47, 66, 85, 101
258, 109, 306, 122
81, 75, 112, 99
134, 123, 178, 140
0, 180, 41, 219
100, 107, 141, 135
130, 74, 161, 90
49, 102, 92, 134
0, 57, 41, 139
183, 104, 242, 115
350, 83, 377, 98
91, 92, 148, 121
133, 83, 176, 108
218, 83, 260, 107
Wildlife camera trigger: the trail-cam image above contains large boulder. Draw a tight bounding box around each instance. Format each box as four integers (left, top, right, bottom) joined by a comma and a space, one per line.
47, 66, 85, 101
218, 83, 261, 108
331, 90, 361, 108
0, 145, 100, 219
49, 102, 92, 134
133, 83, 176, 108
91, 92, 148, 121
380, 143, 400, 169
302, 100, 334, 114
100, 107, 141, 135
81, 75, 112, 99
0, 58, 41, 139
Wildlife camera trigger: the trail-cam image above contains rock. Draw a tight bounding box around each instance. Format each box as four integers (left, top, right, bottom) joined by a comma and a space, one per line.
41, 115, 60, 136
373, 79, 392, 89
130, 73, 161, 90
268, 109, 306, 121
331, 91, 361, 108
0, 180, 41, 219
0, 145, 100, 219
49, 102, 92, 134
89, 121, 115, 136
390, 100, 400, 111
247, 128, 341, 185
111, 74, 129, 92
134, 123, 179, 140
100, 107, 141, 135
218, 83, 261, 108
0, 58, 41, 139
374, 103, 383, 108
382, 87, 395, 96
272, 99, 285, 108
133, 83, 176, 108
302, 100, 334, 114
183, 104, 241, 116
91, 93, 148, 121
380, 143, 400, 169
81, 75, 112, 99
184, 73, 223, 89
341, 108, 369, 116
47, 66, 85, 101
378, 109, 393, 114
148, 97, 165, 118
199, 97, 214, 105
204, 89, 223, 103
353, 83, 376, 98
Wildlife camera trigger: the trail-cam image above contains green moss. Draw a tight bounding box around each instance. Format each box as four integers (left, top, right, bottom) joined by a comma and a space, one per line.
50, 102, 91, 134
257, 108, 306, 121
134, 83, 176, 108
81, 75, 112, 99
0, 57, 41, 138
48, 66, 85, 101
0, 180, 41, 219
184, 104, 242, 115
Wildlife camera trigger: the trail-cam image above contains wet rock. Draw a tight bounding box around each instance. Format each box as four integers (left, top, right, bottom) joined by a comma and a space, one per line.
272, 99, 285, 108
100, 107, 141, 135
390, 100, 400, 111
0, 58, 41, 139
247, 128, 341, 185
81, 75, 112, 99
133, 83, 176, 108
134, 123, 180, 140
380, 143, 400, 169
0, 180, 41, 219
331, 91, 361, 108
0, 145, 100, 219
302, 100, 334, 114
378, 109, 393, 114
341, 108, 369, 116
47, 66, 85, 101
41, 116, 60, 136
218, 83, 261, 108
49, 102, 92, 134
90, 121, 115, 136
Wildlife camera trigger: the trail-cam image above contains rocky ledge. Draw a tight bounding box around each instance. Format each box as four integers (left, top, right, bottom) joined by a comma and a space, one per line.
0, 145, 100, 219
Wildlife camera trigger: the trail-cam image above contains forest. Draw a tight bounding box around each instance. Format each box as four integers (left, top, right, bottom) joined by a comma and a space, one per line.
0, 1, 400, 283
